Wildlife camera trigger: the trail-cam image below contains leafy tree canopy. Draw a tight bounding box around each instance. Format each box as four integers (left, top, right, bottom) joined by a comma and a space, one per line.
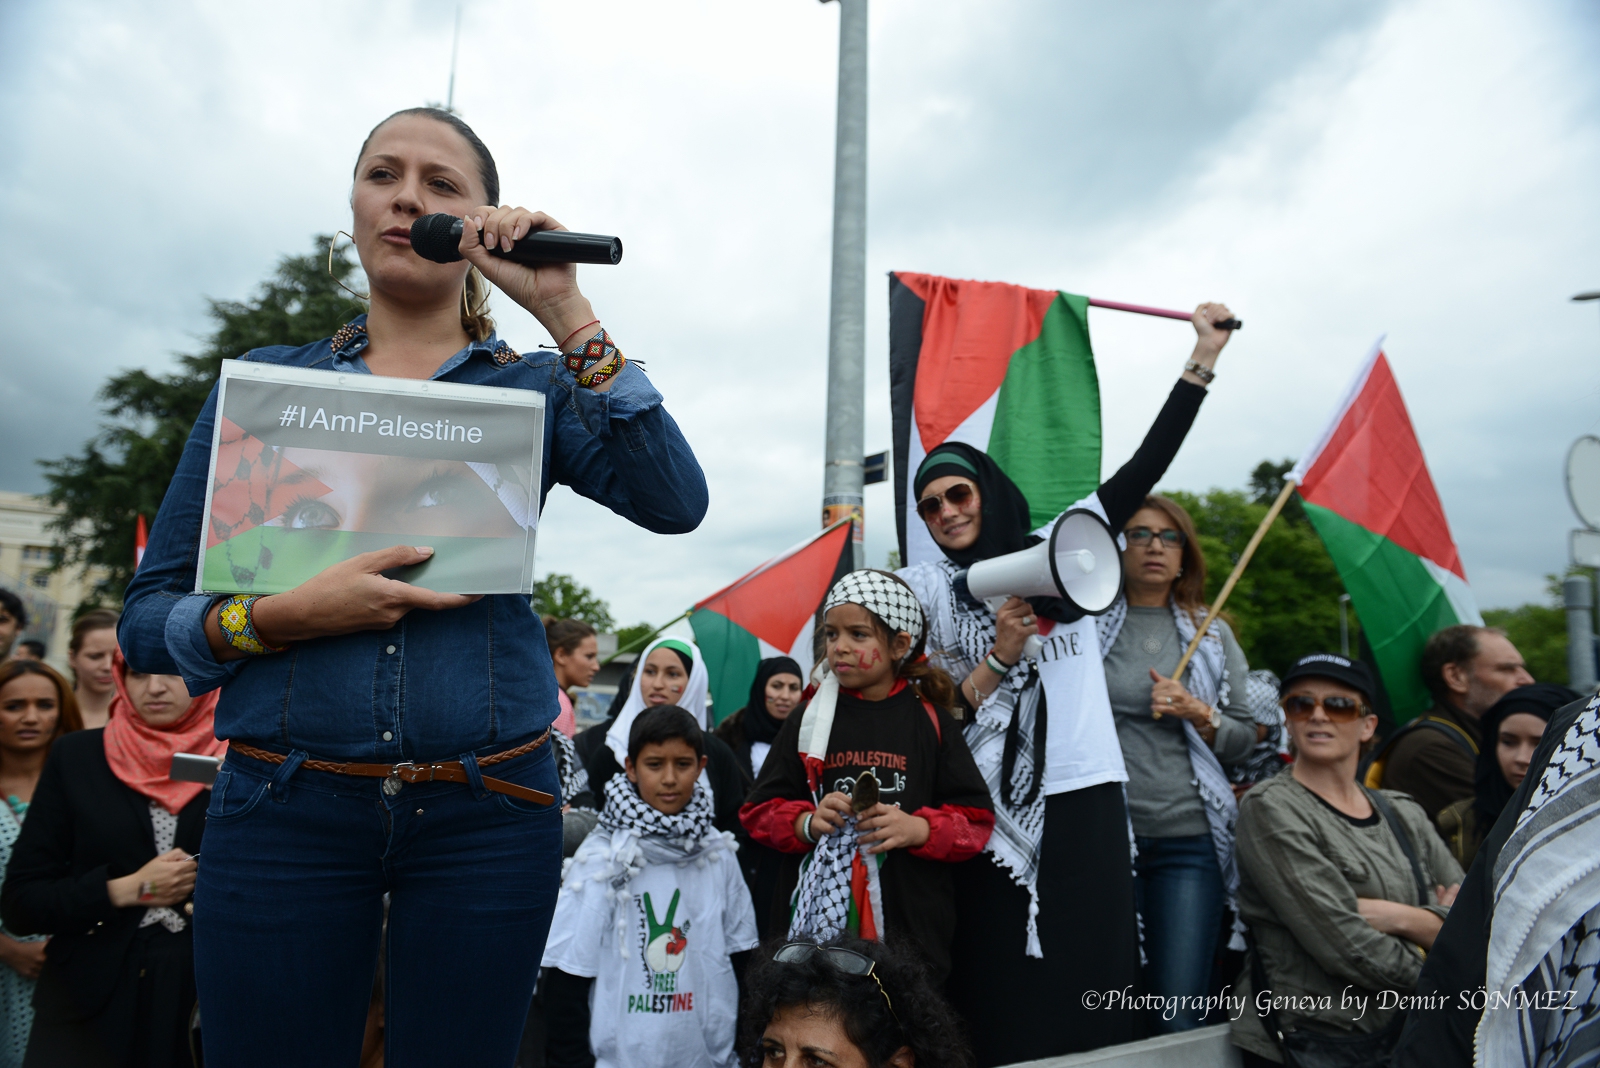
532, 573, 616, 632
40, 237, 366, 603
1163, 457, 1352, 677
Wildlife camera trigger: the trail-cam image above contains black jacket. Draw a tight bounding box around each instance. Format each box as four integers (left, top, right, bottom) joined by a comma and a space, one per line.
0, 729, 206, 1023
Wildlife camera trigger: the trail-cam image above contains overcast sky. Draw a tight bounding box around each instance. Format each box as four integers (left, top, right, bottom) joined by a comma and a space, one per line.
2, 0, 1597, 631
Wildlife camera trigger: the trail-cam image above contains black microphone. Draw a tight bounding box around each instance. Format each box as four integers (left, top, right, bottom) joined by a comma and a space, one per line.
409, 213, 623, 266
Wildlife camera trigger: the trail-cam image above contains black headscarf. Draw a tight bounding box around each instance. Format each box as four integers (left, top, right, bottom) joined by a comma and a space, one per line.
913, 441, 1078, 623
739, 657, 805, 747
1474, 683, 1579, 823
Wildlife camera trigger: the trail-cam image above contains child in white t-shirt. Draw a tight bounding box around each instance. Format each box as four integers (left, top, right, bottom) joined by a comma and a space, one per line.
543, 705, 760, 1068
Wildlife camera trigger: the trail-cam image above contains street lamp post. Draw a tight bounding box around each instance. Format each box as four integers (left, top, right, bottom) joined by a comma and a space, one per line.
820, 0, 868, 569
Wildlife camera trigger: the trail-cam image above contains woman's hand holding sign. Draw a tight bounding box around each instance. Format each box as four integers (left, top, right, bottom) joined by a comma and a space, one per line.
204, 546, 480, 661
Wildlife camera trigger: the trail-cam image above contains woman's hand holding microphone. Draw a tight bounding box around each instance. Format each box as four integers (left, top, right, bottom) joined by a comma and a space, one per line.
459, 205, 609, 383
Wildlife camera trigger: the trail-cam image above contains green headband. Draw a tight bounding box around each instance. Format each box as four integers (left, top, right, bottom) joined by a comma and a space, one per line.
656, 639, 695, 663
915, 449, 980, 497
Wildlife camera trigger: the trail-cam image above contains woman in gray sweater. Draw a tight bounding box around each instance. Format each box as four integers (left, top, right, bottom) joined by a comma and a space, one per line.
1231, 654, 1462, 1066
1101, 494, 1255, 1032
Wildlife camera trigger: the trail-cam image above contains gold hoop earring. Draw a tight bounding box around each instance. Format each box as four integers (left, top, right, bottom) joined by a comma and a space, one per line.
327, 232, 370, 302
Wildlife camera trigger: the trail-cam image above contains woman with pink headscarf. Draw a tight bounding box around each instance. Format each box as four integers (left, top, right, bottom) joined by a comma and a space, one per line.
0, 653, 225, 1067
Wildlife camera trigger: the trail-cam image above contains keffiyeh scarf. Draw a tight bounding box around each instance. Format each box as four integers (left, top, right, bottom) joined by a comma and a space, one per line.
1480, 694, 1600, 1068
552, 730, 592, 809
787, 570, 921, 944
902, 555, 1052, 956
563, 776, 734, 958
1098, 597, 1244, 951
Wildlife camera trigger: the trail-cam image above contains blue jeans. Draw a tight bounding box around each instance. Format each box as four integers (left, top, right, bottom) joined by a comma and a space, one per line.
1133, 834, 1225, 1033
194, 740, 562, 1067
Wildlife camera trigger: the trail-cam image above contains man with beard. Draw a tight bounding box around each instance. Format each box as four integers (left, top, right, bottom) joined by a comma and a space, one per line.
1371, 625, 1533, 821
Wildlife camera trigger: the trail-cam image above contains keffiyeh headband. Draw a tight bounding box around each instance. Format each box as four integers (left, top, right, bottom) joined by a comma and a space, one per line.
823, 569, 926, 658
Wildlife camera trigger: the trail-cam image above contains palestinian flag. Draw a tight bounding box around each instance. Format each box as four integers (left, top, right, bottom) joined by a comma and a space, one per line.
1289, 339, 1483, 721
689, 520, 854, 725
890, 272, 1101, 566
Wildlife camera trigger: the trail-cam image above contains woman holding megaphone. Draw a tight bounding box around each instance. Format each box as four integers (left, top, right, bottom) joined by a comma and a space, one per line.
898, 304, 1233, 1066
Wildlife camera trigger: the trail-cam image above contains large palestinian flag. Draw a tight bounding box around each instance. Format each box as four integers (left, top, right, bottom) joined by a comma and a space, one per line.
890, 272, 1102, 565
689, 520, 854, 725
1289, 340, 1483, 721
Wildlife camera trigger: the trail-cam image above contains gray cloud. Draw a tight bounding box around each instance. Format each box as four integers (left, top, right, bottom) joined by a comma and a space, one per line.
2, 0, 1596, 632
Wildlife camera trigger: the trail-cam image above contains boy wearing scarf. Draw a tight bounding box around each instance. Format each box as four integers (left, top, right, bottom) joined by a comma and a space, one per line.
542, 706, 758, 1068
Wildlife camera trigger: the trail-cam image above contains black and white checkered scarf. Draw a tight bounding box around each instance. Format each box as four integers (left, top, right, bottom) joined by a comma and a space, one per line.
1480, 694, 1600, 1067
563, 776, 732, 959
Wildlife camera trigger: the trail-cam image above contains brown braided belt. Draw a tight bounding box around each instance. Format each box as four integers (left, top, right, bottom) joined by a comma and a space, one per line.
227, 729, 555, 807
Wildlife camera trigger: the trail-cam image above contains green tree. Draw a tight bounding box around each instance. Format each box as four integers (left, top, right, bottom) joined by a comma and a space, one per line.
614, 622, 657, 657
531, 573, 615, 631
1164, 461, 1352, 677
40, 237, 367, 603
1483, 573, 1575, 685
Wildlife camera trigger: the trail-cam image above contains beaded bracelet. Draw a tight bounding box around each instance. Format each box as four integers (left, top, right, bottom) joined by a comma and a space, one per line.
797, 810, 816, 845
563, 327, 616, 377
216, 595, 288, 656
578, 353, 625, 389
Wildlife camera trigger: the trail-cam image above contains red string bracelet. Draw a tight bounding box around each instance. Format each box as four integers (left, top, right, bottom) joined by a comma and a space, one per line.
558, 319, 601, 351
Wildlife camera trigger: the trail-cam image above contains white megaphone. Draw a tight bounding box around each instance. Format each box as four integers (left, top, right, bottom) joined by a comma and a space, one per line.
952, 508, 1125, 660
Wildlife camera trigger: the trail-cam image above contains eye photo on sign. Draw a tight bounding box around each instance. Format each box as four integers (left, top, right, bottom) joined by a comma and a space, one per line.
199, 416, 538, 596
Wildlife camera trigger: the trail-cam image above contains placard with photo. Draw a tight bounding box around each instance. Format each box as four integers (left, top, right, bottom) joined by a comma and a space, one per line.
197, 360, 545, 595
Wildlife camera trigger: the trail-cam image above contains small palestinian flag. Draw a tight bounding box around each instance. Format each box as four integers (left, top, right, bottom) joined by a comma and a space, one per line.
890, 272, 1102, 566
1289, 339, 1483, 721
134, 515, 148, 569
689, 520, 853, 725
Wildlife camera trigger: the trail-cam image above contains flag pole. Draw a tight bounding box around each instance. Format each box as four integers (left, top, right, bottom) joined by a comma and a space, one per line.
1088, 298, 1242, 331
1155, 478, 1296, 716
601, 608, 694, 667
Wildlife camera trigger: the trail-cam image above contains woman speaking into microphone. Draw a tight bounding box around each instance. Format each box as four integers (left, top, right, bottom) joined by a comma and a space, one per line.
119, 107, 707, 1066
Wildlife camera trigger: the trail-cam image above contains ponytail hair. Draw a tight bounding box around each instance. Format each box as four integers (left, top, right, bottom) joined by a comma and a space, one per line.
899, 655, 961, 716
543, 616, 596, 657
462, 266, 494, 342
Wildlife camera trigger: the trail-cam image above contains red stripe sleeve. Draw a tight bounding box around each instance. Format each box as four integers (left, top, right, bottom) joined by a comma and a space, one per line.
739, 797, 816, 854
908, 804, 995, 862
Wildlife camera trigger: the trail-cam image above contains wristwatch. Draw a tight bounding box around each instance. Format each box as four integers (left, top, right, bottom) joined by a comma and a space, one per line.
1207, 706, 1221, 731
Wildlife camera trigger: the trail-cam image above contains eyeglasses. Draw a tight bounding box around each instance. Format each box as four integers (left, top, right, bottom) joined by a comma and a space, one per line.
916, 481, 977, 521
1281, 694, 1368, 722
772, 941, 898, 1023
1124, 526, 1187, 549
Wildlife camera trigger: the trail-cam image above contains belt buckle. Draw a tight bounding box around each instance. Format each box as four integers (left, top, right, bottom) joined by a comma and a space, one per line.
382, 762, 415, 796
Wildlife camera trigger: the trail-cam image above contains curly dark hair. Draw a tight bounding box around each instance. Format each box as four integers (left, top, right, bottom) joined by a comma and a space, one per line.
738, 937, 972, 1068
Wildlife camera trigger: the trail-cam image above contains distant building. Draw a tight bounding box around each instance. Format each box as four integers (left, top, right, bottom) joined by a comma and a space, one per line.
0, 490, 112, 671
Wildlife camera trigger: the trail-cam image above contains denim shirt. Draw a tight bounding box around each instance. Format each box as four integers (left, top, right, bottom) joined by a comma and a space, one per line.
120, 317, 707, 761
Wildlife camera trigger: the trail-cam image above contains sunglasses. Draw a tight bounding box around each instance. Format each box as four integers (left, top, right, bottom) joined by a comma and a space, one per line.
1281, 694, 1368, 722
772, 941, 898, 1023
916, 481, 977, 521
1124, 526, 1187, 549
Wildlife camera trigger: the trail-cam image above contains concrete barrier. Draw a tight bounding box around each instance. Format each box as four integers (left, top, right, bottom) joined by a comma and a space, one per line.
1001, 1024, 1244, 1068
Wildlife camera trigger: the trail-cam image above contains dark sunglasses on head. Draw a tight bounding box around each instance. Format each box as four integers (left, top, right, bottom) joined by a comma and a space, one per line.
772, 941, 897, 1022
916, 481, 976, 521
1124, 526, 1187, 549
1281, 693, 1368, 722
